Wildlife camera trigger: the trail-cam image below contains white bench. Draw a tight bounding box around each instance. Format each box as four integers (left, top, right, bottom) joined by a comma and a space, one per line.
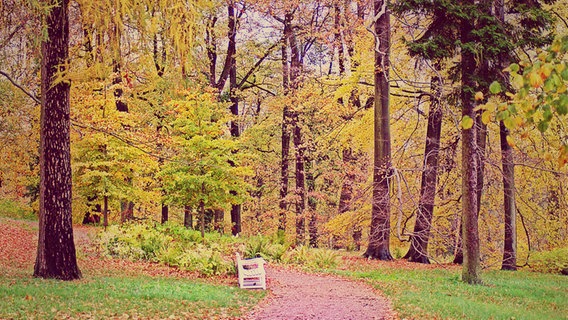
236, 253, 266, 290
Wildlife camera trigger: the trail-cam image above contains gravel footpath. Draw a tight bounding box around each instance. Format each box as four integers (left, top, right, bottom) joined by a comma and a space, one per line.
247, 266, 395, 320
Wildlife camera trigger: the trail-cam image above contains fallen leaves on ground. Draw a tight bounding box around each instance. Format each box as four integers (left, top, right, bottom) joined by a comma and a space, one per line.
0, 218, 233, 286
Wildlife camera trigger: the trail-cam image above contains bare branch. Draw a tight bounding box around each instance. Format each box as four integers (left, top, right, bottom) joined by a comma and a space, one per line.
0, 70, 40, 104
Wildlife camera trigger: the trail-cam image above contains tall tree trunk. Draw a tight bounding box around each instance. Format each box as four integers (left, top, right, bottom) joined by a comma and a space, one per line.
279, 81, 291, 232
199, 199, 205, 238
306, 159, 318, 247
111, 22, 134, 218
460, 2, 481, 284
288, 13, 306, 246
404, 75, 443, 264
161, 204, 168, 224
334, 4, 345, 75
103, 195, 109, 229
364, 0, 393, 261
205, 15, 218, 86
111, 22, 128, 113
34, 0, 81, 280
120, 201, 134, 223
228, 3, 242, 236
184, 205, 193, 229
279, 13, 293, 232
495, 0, 517, 271
500, 122, 517, 270
214, 209, 224, 234
253, 176, 264, 229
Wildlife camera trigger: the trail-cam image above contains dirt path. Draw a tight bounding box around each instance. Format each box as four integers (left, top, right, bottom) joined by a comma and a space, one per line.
248, 266, 395, 320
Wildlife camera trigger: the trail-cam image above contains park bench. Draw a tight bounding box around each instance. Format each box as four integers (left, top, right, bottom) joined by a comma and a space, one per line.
236, 253, 266, 290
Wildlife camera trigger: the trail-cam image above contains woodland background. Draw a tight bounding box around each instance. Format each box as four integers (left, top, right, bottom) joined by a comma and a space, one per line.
1, 0, 568, 273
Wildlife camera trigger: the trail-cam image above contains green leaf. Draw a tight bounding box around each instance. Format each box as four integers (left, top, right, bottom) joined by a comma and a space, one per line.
503, 117, 516, 130
481, 110, 492, 124
544, 78, 556, 92
556, 95, 568, 115
543, 108, 553, 121
508, 63, 520, 73
562, 68, 568, 81
461, 115, 474, 129
537, 120, 549, 132
489, 81, 502, 94
497, 110, 510, 121
512, 74, 524, 89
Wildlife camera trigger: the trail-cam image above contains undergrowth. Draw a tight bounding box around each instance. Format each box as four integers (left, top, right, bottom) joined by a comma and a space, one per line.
0, 200, 35, 220
96, 221, 342, 276
528, 247, 568, 274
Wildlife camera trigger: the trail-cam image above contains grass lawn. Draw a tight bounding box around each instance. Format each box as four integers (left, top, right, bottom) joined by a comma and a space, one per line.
0, 274, 264, 319
337, 256, 568, 320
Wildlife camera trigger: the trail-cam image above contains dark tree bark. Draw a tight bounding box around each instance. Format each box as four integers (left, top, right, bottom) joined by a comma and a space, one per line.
279, 87, 291, 233
306, 159, 318, 247
404, 75, 443, 264
294, 119, 306, 245
103, 195, 109, 230
334, 4, 345, 75
364, 0, 393, 261
495, 0, 517, 271
460, 2, 481, 284
228, 3, 242, 236
161, 204, 168, 224
205, 15, 218, 86
279, 13, 293, 232
288, 13, 306, 246
230, 202, 241, 235
199, 199, 205, 238
500, 121, 517, 270
111, 21, 128, 113
184, 205, 193, 229
34, 0, 81, 280
120, 201, 134, 223
153, 32, 166, 77
214, 209, 224, 234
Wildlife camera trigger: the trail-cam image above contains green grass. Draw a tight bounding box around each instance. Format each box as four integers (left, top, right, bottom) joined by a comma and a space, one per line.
339, 265, 568, 320
0, 199, 35, 220
0, 275, 265, 319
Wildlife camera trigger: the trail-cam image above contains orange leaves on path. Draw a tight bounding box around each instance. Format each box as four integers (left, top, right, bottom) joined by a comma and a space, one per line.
0, 219, 36, 274
0, 218, 230, 284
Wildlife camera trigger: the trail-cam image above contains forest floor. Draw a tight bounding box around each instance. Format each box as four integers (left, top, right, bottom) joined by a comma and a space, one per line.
0, 217, 395, 319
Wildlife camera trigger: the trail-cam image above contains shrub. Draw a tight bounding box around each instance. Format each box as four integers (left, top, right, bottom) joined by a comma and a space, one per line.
528, 247, 568, 274
244, 236, 272, 259
283, 245, 311, 265
309, 249, 339, 269
96, 221, 238, 277
177, 245, 235, 276
283, 246, 339, 270
243, 236, 290, 262
0, 200, 35, 220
